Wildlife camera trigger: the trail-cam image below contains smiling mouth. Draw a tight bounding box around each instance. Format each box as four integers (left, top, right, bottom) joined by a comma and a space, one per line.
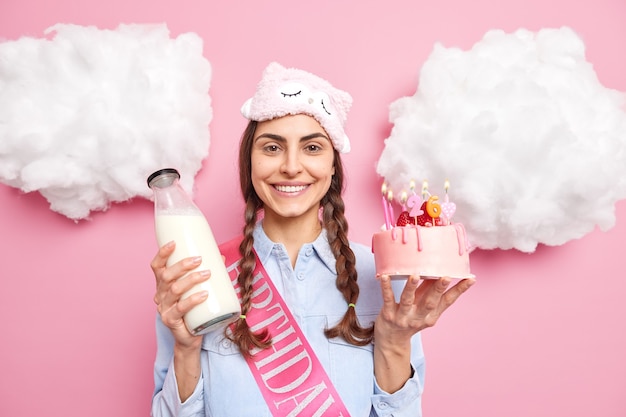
274, 184, 308, 193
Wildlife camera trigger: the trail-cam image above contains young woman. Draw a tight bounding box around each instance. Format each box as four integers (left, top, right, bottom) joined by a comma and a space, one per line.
150, 62, 475, 417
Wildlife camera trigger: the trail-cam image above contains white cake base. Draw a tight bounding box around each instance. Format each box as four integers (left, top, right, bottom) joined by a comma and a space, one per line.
372, 223, 474, 280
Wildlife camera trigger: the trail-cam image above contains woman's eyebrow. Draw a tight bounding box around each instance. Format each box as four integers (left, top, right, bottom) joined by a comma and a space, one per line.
254, 133, 285, 143
300, 132, 330, 142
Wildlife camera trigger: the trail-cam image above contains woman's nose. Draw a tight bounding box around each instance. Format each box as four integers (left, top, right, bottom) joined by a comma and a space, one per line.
280, 149, 303, 176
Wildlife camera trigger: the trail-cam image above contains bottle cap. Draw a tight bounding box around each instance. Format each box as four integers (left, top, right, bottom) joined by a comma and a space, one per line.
147, 168, 180, 188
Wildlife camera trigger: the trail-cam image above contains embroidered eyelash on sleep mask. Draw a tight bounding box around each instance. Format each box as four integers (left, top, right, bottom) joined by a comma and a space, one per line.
241, 62, 352, 154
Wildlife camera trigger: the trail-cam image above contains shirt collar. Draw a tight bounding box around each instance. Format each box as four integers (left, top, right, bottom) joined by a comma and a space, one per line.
252, 222, 337, 274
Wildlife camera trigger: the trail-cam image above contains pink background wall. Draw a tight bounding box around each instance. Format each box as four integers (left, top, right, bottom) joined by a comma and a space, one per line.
1, 0, 625, 416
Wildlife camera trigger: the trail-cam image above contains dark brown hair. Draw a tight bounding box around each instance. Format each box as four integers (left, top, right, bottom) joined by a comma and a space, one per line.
226, 120, 374, 357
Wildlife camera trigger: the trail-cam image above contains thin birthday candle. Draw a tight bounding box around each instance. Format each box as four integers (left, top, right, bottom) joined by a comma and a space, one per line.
387, 190, 396, 228
381, 182, 391, 229
441, 179, 454, 225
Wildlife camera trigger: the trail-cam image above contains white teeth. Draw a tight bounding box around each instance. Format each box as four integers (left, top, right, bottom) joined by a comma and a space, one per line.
275, 185, 307, 193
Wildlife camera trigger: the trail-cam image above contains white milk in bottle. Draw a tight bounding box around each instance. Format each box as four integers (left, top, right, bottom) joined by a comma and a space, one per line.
148, 168, 240, 335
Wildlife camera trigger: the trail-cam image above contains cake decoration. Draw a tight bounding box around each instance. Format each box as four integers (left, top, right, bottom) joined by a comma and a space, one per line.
373, 179, 474, 280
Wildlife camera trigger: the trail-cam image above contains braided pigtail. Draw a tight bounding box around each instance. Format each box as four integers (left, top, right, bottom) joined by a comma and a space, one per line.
226, 200, 272, 357
225, 120, 272, 358
323, 154, 374, 346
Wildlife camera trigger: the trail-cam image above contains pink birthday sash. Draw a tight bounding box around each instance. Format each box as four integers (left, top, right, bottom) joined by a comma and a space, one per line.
220, 237, 351, 417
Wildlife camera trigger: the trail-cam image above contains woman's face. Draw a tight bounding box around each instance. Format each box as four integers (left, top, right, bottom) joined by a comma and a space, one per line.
251, 114, 335, 222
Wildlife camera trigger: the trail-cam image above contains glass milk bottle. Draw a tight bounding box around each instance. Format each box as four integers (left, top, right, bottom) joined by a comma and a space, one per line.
147, 168, 240, 335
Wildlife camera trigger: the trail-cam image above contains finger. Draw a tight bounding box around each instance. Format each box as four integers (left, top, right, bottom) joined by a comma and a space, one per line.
440, 277, 475, 311
378, 275, 397, 316
156, 258, 205, 310
150, 240, 176, 272
161, 290, 208, 329
159, 256, 203, 286
436, 276, 452, 293
162, 269, 211, 308
412, 277, 451, 313
175, 290, 209, 316
397, 275, 422, 314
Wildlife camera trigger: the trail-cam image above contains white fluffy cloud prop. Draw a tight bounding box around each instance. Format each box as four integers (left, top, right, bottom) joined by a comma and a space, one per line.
0, 23, 212, 220
377, 27, 626, 252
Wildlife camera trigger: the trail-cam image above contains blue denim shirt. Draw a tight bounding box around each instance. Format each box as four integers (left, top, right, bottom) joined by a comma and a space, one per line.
152, 223, 425, 417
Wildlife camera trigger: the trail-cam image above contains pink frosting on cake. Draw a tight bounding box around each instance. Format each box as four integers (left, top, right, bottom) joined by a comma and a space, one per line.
372, 223, 474, 279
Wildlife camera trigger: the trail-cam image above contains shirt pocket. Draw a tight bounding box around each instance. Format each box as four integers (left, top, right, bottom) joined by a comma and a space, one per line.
201, 330, 239, 355
325, 314, 377, 412
201, 332, 272, 417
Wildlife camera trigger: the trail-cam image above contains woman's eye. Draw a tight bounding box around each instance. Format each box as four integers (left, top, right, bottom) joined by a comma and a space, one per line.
264, 144, 280, 152
306, 144, 321, 152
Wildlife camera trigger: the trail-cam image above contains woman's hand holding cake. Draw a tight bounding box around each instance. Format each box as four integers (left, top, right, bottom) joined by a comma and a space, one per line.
373, 273, 475, 393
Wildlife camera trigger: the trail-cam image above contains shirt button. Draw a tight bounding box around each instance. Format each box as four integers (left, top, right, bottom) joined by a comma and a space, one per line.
305, 248, 313, 256
297, 272, 305, 281
221, 340, 232, 349
378, 402, 388, 409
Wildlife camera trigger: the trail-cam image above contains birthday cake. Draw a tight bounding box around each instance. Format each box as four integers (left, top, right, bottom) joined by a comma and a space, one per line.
372, 181, 474, 280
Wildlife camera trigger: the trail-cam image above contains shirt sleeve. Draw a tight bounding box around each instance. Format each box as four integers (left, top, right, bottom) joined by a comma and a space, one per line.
370, 333, 425, 417
151, 314, 206, 417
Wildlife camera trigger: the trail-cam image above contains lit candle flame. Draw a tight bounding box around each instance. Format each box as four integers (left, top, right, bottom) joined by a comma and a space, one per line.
444, 179, 450, 204
400, 190, 408, 206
